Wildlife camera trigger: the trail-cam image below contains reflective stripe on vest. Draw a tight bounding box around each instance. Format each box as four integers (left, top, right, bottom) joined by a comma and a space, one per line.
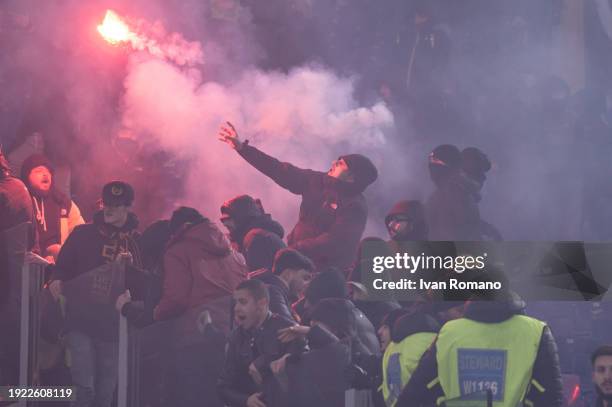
382, 332, 437, 406
436, 315, 545, 407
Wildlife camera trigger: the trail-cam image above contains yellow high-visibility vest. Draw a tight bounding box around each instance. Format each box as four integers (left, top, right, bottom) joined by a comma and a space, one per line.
435, 315, 545, 407
382, 332, 437, 406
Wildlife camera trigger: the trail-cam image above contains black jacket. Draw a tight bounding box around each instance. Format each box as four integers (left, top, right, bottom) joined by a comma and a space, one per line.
286, 324, 352, 407
238, 144, 368, 270
426, 174, 482, 241
353, 304, 381, 357
217, 312, 306, 407
396, 295, 564, 407
51, 211, 142, 341
250, 269, 295, 322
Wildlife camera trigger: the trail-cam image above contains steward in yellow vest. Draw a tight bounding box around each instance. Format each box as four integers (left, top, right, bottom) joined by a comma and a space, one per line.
382, 312, 440, 406
396, 291, 563, 407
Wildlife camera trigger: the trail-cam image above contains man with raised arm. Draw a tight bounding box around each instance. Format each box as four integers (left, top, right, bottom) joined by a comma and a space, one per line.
218, 122, 378, 271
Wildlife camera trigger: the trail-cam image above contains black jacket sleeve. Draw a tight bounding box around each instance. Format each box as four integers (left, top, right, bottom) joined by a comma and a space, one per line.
217, 335, 250, 407
52, 226, 83, 281
238, 144, 313, 195
525, 326, 564, 407
396, 342, 441, 407
267, 285, 295, 323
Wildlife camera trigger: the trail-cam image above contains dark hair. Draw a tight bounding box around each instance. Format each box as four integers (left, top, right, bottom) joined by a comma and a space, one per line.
591, 345, 612, 367
236, 279, 269, 302
272, 248, 315, 275
169, 206, 205, 235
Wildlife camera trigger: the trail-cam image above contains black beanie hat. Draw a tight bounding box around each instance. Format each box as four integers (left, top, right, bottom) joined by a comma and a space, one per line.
102, 181, 135, 207
243, 228, 286, 271
20, 154, 54, 183
272, 248, 315, 275
339, 154, 378, 189
305, 269, 348, 305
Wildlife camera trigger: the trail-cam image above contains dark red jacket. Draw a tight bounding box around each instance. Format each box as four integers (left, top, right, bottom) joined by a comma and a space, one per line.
238, 144, 368, 270
154, 220, 247, 340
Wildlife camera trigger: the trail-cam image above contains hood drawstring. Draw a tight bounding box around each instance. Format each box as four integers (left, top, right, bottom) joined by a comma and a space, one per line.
33, 197, 47, 232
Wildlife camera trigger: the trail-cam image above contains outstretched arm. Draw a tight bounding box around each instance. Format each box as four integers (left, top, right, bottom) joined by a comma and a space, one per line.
218, 121, 312, 195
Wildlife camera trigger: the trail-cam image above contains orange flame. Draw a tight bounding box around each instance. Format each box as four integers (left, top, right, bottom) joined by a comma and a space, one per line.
97, 10, 131, 45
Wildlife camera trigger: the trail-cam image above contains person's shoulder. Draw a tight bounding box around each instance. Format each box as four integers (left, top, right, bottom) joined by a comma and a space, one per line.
268, 313, 294, 329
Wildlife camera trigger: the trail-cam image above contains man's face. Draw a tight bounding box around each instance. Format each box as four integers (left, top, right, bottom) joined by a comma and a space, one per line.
220, 214, 237, 234
284, 268, 313, 298
328, 158, 353, 182
593, 355, 612, 397
387, 217, 412, 240
378, 324, 391, 352
103, 204, 130, 228
28, 165, 52, 195
234, 289, 267, 330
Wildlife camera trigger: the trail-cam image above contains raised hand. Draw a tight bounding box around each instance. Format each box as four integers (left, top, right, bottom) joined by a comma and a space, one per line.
218, 121, 244, 151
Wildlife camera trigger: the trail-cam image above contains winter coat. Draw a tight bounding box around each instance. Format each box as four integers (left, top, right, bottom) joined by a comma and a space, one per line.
285, 324, 352, 407
238, 144, 368, 270
426, 174, 482, 241
249, 268, 296, 323
396, 294, 564, 407
154, 220, 247, 345
51, 211, 142, 341
353, 303, 382, 357
217, 312, 307, 407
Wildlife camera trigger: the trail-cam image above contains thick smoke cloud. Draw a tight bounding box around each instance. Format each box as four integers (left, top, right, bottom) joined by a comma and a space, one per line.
121, 55, 394, 231
2, 0, 609, 242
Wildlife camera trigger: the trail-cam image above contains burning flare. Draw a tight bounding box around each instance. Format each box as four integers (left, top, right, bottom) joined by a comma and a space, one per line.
97, 10, 131, 45
96, 9, 203, 66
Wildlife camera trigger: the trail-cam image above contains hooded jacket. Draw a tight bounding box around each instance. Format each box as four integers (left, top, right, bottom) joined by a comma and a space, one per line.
396, 294, 564, 407
238, 144, 373, 270
154, 220, 247, 344
221, 195, 285, 252
20, 154, 84, 252
51, 211, 141, 341
385, 200, 429, 241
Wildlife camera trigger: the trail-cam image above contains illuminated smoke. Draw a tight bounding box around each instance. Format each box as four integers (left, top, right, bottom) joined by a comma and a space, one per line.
97, 9, 203, 67
121, 57, 394, 229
